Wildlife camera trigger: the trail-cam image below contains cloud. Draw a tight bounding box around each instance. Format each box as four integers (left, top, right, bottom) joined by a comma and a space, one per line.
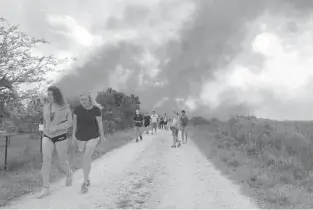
46, 15, 102, 47
198, 11, 313, 120
3, 0, 313, 120
153, 97, 169, 109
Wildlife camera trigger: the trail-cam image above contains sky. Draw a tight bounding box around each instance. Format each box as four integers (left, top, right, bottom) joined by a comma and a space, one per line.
2, 0, 313, 120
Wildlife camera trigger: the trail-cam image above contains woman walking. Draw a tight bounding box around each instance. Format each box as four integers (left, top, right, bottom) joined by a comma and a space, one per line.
150, 111, 158, 135
133, 109, 144, 142
170, 110, 181, 148
180, 110, 189, 144
39, 86, 73, 199
72, 92, 106, 194
163, 114, 168, 130
160, 117, 164, 130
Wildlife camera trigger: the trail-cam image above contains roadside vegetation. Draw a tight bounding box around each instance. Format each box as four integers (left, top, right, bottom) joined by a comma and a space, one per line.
190, 116, 313, 209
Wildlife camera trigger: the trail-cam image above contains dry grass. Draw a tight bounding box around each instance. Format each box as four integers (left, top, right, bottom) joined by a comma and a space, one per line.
190, 116, 313, 209
0, 134, 41, 170
0, 129, 137, 207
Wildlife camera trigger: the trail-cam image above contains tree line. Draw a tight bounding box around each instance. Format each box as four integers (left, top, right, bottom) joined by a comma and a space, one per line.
0, 17, 140, 134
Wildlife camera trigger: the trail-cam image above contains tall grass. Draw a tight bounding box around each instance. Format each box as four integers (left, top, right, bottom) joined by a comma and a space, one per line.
190, 116, 313, 208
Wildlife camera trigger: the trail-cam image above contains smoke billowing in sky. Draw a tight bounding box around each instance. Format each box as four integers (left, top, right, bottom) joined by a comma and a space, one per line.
2, 0, 313, 120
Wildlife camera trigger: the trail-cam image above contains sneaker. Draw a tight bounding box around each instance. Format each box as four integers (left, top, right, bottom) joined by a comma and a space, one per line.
81, 181, 89, 194
38, 186, 49, 199
85, 180, 90, 187
177, 142, 181, 147
65, 171, 73, 186
140, 135, 143, 140
171, 145, 176, 148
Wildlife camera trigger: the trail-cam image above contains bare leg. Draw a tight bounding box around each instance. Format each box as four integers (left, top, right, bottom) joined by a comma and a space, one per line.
55, 139, 73, 186
135, 127, 139, 142
81, 138, 99, 193
39, 137, 54, 198
181, 128, 185, 143
185, 126, 188, 142
176, 129, 181, 147
139, 127, 143, 140
172, 135, 176, 146
171, 129, 177, 147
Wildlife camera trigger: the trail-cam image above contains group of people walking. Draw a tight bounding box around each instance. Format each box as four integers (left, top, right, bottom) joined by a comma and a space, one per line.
40, 86, 106, 198
133, 108, 189, 148
169, 109, 189, 148
40, 85, 189, 199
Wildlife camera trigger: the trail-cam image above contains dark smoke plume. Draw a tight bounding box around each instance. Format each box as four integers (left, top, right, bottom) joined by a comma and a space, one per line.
55, 0, 313, 119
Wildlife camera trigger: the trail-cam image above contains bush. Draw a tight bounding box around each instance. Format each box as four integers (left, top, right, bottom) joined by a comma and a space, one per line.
190, 116, 313, 208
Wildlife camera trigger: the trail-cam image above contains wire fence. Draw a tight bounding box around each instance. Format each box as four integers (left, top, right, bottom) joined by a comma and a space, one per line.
0, 120, 134, 171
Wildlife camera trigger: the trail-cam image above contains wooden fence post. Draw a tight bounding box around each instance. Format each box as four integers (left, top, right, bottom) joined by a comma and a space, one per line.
4, 135, 8, 171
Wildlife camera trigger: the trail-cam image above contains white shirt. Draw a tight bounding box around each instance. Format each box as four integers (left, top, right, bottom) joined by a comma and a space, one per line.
151, 114, 158, 123
171, 116, 179, 127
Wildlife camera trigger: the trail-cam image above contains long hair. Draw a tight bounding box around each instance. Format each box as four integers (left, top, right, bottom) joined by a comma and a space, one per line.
47, 86, 65, 106
80, 92, 102, 109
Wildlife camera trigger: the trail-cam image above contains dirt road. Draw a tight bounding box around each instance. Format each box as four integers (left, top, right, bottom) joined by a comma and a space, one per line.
4, 130, 258, 209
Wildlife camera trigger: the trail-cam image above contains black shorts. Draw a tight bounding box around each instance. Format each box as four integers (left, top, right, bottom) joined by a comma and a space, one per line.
44, 133, 67, 143
164, 121, 167, 125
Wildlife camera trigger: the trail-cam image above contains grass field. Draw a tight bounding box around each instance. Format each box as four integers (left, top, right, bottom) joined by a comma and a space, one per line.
0, 129, 138, 207
190, 116, 313, 209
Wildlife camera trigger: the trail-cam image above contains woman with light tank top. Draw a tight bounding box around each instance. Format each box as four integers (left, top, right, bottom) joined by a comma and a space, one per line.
150, 111, 158, 135
39, 86, 73, 199
170, 110, 181, 148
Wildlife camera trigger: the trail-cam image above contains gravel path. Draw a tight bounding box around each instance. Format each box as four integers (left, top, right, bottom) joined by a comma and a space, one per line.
5, 130, 258, 209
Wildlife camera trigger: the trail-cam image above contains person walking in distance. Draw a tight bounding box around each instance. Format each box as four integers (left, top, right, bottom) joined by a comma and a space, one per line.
150, 111, 158, 135
160, 116, 164, 130
158, 115, 162, 130
180, 110, 189, 144
72, 92, 106, 194
144, 112, 151, 134
170, 110, 181, 148
39, 86, 73, 199
163, 114, 168, 130
133, 109, 144, 142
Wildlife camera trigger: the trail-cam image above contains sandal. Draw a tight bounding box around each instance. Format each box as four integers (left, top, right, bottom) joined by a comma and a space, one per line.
81, 180, 90, 194
65, 170, 73, 186
38, 186, 49, 199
